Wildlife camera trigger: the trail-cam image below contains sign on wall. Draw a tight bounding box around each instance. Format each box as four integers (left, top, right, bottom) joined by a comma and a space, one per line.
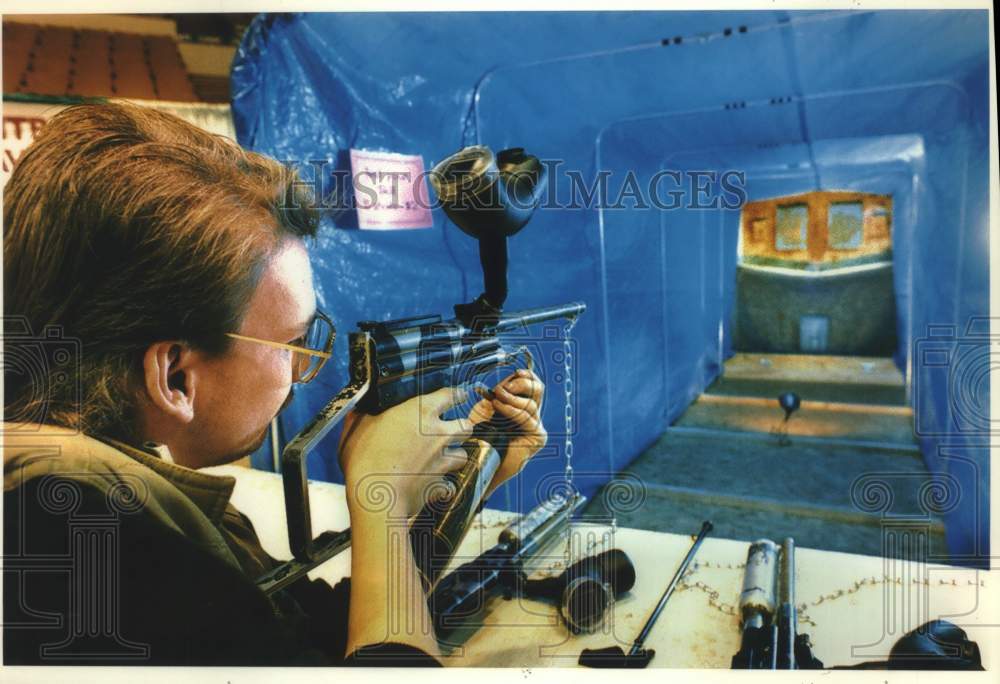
349, 148, 434, 230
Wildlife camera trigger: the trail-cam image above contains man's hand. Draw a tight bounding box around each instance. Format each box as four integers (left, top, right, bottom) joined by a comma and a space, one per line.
339, 387, 484, 519
470, 368, 547, 496
339, 372, 545, 659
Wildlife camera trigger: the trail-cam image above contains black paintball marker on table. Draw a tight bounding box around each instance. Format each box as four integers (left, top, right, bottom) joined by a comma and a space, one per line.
430, 492, 637, 639
428, 492, 587, 637
521, 547, 636, 635
731, 538, 823, 669
832, 619, 984, 670
257, 145, 586, 595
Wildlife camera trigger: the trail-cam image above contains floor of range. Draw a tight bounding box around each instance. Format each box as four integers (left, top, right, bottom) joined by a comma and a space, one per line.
585, 353, 946, 559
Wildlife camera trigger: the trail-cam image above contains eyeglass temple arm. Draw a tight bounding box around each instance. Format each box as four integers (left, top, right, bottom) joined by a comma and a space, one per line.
281, 331, 372, 562
227, 332, 333, 359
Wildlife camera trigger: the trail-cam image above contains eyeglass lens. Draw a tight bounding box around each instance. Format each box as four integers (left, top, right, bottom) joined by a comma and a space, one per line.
293, 314, 334, 383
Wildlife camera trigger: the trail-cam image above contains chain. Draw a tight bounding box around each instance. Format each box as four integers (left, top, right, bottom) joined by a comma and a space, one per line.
674, 562, 744, 618
560, 318, 578, 555
562, 319, 576, 495
541, 531, 612, 575
674, 562, 987, 628
677, 579, 741, 618
582, 532, 610, 556
795, 575, 987, 627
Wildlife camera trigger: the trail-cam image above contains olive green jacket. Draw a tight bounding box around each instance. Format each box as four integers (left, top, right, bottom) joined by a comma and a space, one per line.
4, 422, 243, 567
3, 422, 438, 666
3, 422, 343, 664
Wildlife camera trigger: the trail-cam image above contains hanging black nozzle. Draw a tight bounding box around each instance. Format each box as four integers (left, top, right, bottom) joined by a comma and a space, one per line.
778, 392, 801, 422
430, 145, 548, 329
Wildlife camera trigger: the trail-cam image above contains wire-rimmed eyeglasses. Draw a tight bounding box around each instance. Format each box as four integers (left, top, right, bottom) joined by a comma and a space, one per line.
225, 308, 335, 384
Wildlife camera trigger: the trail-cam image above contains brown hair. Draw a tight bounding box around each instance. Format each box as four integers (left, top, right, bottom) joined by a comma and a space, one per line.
3, 102, 318, 441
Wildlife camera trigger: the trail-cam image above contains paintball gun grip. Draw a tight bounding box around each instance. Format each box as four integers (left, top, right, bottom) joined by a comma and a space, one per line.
411, 423, 504, 590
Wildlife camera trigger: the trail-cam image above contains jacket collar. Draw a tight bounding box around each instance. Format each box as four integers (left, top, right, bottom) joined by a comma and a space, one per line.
92, 435, 237, 526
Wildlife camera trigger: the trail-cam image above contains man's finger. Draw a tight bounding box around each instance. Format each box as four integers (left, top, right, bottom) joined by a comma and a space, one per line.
492, 399, 540, 430
468, 398, 494, 424
499, 373, 544, 403
494, 384, 539, 416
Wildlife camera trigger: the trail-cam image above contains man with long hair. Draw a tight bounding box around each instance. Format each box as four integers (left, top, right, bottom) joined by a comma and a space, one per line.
2, 102, 546, 665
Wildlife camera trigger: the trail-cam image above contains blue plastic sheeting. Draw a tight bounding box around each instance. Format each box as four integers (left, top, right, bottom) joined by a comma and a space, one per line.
232, 10, 990, 566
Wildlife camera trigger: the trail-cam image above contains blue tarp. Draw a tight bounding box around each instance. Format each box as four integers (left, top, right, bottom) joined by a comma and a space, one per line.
231, 10, 990, 567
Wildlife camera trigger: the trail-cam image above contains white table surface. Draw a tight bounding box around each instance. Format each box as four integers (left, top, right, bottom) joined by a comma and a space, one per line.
205, 465, 998, 669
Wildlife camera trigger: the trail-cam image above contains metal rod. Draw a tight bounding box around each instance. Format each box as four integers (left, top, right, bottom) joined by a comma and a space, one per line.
628, 520, 713, 656
493, 302, 586, 331
778, 537, 797, 669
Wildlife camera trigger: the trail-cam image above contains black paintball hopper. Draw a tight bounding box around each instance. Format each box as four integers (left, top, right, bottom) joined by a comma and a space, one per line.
430, 145, 548, 323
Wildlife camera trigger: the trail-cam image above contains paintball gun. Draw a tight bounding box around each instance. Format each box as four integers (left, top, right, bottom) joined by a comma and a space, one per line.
256, 144, 586, 596
731, 537, 823, 669
428, 492, 587, 638
733, 539, 983, 671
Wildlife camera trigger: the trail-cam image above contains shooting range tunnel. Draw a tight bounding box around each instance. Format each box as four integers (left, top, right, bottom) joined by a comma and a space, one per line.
232, 11, 990, 567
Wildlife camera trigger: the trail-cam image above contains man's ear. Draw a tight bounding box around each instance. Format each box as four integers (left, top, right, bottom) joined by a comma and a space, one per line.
142, 342, 197, 424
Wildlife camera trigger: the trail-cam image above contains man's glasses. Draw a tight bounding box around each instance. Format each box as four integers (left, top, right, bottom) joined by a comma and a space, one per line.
225, 308, 336, 384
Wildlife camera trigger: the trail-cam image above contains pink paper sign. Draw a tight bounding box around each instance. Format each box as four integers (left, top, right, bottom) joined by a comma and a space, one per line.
350, 148, 433, 230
